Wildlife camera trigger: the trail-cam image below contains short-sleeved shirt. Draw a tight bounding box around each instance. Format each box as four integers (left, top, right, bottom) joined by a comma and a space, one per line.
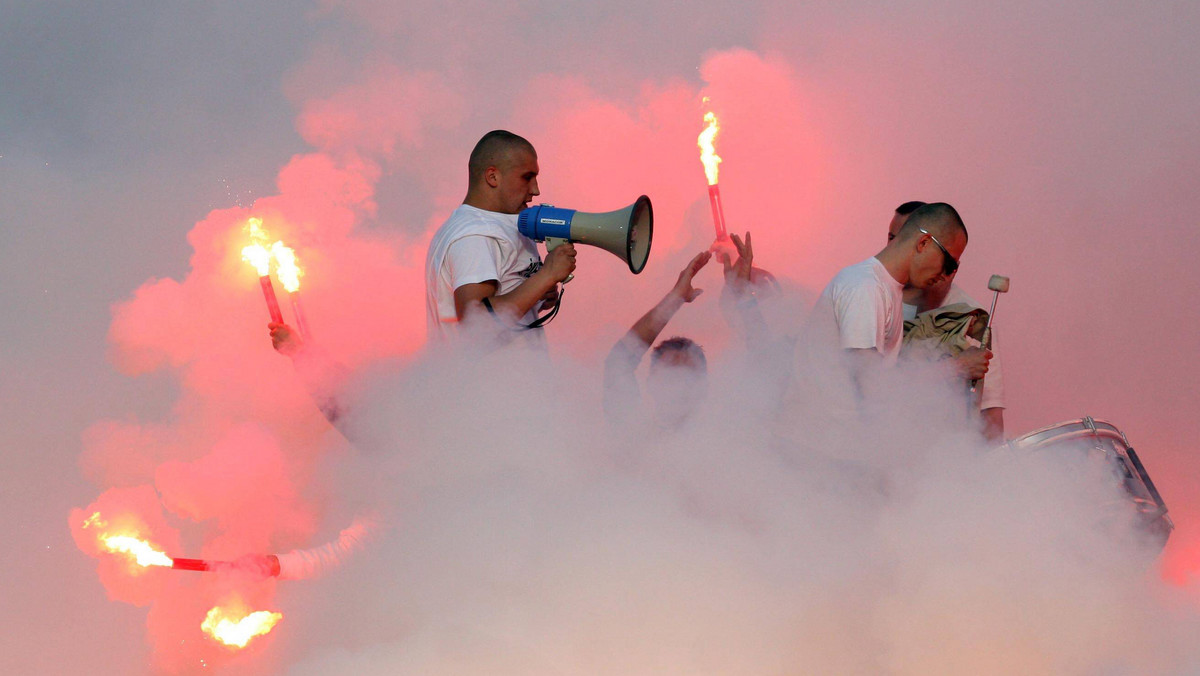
903, 283, 1006, 410
820, 256, 905, 363
425, 204, 544, 342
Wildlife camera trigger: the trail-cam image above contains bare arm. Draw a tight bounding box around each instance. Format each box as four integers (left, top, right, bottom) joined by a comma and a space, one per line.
981, 407, 1004, 442
719, 231, 771, 347
602, 252, 710, 423
453, 243, 576, 323
628, 251, 711, 349
845, 347, 884, 399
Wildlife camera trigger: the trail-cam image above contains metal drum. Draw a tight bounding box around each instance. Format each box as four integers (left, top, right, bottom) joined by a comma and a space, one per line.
1008, 417, 1173, 548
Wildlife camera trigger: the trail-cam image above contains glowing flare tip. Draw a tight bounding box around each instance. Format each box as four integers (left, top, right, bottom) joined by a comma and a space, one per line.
270, 241, 302, 293
241, 244, 272, 277
241, 217, 273, 277
697, 110, 722, 186
201, 607, 283, 648
103, 535, 174, 567
84, 513, 174, 567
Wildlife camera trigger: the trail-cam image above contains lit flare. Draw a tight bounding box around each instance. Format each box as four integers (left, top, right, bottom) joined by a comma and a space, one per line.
270, 242, 302, 294
270, 241, 311, 338
201, 605, 283, 649
698, 110, 722, 186
697, 107, 730, 245
239, 217, 284, 323
83, 512, 173, 568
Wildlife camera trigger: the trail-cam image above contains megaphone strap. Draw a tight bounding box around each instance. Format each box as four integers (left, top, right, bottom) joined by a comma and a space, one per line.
480, 287, 564, 330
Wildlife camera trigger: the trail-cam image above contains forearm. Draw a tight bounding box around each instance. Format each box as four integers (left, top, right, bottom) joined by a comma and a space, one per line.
291, 345, 352, 432
981, 407, 1004, 442
458, 270, 560, 322
732, 294, 769, 350
628, 291, 686, 347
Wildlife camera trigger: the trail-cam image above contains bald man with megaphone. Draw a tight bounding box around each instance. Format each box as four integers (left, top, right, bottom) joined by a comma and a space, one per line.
424, 130, 577, 347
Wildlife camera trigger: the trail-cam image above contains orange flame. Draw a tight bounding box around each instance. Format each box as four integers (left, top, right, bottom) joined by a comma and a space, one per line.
270, 241, 303, 293
201, 605, 283, 649
240, 218, 272, 277
698, 108, 722, 186
83, 512, 173, 568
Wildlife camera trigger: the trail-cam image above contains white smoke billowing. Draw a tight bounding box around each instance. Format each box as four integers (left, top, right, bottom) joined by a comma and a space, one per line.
271, 317, 1197, 674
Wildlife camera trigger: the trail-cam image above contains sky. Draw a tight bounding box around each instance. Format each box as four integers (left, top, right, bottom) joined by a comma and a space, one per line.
2, 0, 1199, 673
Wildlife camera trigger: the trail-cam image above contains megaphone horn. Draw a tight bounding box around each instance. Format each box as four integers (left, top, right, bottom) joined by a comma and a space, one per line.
518, 196, 654, 276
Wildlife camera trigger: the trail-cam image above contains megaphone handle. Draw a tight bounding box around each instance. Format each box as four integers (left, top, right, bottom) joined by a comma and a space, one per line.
544, 237, 574, 284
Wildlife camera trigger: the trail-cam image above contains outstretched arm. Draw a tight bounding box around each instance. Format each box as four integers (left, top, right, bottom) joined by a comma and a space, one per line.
603, 251, 711, 421
628, 250, 712, 349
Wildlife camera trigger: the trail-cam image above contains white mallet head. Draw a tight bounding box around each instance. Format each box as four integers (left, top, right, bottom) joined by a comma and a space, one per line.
988, 275, 1010, 293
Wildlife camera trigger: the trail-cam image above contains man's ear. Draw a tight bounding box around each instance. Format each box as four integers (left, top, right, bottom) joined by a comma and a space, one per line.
484, 166, 500, 188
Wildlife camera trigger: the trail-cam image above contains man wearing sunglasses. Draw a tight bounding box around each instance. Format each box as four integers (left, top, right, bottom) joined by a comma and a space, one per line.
888, 202, 1004, 440
805, 202, 968, 406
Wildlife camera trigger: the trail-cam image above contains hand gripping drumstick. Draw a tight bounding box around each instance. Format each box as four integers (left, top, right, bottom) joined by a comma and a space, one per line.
970, 274, 1010, 394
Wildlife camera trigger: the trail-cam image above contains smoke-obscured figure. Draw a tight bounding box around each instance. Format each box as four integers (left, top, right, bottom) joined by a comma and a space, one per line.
603, 251, 712, 432
603, 231, 770, 433
268, 321, 352, 435
425, 130, 576, 347
888, 201, 1006, 440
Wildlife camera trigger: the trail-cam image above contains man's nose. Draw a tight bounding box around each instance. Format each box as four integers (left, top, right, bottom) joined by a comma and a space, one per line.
530, 178, 540, 196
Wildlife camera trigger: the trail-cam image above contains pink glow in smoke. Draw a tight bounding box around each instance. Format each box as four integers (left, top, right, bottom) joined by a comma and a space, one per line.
70, 23, 1200, 668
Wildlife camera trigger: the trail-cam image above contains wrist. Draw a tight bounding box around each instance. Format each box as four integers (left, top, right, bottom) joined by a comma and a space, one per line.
662, 289, 688, 310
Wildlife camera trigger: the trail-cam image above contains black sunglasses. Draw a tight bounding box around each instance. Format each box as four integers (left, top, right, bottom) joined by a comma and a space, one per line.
917, 227, 959, 276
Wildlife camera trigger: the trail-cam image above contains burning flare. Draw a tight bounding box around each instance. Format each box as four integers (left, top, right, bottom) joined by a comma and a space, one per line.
201, 605, 283, 649
270, 241, 302, 294
698, 110, 722, 186
239, 217, 285, 323
240, 218, 273, 277
698, 105, 730, 244
83, 512, 173, 568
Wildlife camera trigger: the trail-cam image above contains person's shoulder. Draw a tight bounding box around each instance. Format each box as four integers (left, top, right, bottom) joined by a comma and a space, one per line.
435, 205, 511, 240
941, 283, 981, 309
830, 257, 879, 289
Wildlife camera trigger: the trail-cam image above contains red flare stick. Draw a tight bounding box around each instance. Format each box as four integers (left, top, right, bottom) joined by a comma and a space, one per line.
171, 555, 281, 577
707, 184, 729, 242
259, 276, 284, 324
289, 295, 311, 339
171, 558, 219, 572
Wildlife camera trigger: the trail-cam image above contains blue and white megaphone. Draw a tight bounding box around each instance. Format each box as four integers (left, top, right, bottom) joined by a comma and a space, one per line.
518, 195, 653, 278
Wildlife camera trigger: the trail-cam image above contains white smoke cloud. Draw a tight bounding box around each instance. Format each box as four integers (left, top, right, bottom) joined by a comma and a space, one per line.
273, 313, 1197, 674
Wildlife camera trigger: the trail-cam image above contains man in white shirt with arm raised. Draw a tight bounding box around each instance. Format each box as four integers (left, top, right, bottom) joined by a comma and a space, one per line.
425, 130, 577, 346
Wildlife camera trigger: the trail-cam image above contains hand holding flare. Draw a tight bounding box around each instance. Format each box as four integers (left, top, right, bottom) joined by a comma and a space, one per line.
241, 217, 311, 338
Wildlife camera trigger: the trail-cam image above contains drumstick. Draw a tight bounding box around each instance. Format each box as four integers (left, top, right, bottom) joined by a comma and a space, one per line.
971, 275, 1010, 394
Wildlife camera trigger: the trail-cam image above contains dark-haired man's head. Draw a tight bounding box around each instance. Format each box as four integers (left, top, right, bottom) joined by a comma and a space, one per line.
891, 202, 968, 289
465, 130, 540, 214
646, 337, 708, 427
888, 200, 927, 242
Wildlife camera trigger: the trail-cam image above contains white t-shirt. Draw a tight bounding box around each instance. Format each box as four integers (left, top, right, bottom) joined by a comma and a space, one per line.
903, 283, 1006, 410
425, 204, 544, 342
784, 256, 905, 441
820, 256, 905, 363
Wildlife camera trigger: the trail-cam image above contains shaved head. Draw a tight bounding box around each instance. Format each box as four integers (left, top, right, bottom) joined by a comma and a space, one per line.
468, 130, 536, 186
897, 202, 967, 244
